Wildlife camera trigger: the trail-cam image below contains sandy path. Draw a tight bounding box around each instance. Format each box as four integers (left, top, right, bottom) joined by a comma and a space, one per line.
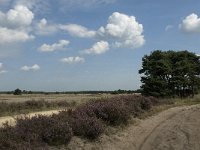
68, 104, 200, 150
0, 109, 62, 127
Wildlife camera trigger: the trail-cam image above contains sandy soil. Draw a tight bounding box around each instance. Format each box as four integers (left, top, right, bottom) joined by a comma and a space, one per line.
0, 109, 61, 127
67, 104, 200, 150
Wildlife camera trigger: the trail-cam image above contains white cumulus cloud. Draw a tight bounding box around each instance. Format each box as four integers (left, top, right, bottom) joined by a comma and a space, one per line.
21, 64, 40, 71
97, 12, 145, 49
59, 24, 96, 38
179, 13, 200, 33
6, 5, 34, 28
83, 41, 109, 54
60, 56, 85, 64
38, 40, 70, 52
0, 5, 34, 44
0, 27, 34, 44
36, 18, 59, 35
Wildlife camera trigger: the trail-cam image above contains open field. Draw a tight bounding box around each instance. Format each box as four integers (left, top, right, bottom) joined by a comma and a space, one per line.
0, 93, 114, 103
0, 93, 116, 117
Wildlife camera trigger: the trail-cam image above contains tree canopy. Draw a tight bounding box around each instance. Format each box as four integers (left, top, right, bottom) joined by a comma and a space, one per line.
139, 50, 200, 98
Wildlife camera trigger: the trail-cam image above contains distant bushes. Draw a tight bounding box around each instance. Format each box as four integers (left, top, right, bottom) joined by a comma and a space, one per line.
0, 100, 76, 117
0, 95, 158, 149
13, 89, 22, 95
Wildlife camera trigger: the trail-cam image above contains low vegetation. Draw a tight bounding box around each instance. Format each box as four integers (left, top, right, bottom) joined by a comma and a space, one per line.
0, 95, 159, 149
0, 100, 76, 117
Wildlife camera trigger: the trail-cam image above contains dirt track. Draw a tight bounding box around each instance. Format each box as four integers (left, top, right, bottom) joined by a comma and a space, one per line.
68, 104, 200, 150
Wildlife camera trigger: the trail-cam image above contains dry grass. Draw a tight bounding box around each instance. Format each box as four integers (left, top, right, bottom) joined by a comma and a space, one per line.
0, 94, 116, 117
0, 93, 113, 104
139, 94, 200, 119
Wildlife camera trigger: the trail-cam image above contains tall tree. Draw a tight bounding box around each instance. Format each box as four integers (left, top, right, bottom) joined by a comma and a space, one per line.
139, 50, 200, 98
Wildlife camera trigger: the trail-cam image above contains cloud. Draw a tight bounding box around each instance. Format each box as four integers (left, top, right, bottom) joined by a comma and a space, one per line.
36, 18, 59, 35
0, 27, 34, 44
21, 64, 40, 71
0, 5, 34, 44
179, 13, 200, 33
60, 24, 96, 38
6, 5, 34, 27
60, 12, 145, 50
38, 40, 70, 52
83, 41, 109, 54
14, 0, 39, 8
0, 70, 7, 74
165, 25, 173, 31
0, 5, 34, 28
14, 0, 50, 14
0, 62, 7, 74
97, 12, 145, 49
0, 63, 3, 69
60, 56, 85, 64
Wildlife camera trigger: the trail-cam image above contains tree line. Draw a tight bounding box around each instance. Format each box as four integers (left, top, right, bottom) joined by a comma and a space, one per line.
139, 50, 200, 98
0, 89, 139, 95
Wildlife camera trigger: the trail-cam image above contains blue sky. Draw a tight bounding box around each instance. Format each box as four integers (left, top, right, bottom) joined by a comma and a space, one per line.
0, 0, 200, 91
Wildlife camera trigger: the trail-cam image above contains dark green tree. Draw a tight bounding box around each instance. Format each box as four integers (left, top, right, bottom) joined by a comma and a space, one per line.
13, 88, 22, 95
139, 50, 200, 98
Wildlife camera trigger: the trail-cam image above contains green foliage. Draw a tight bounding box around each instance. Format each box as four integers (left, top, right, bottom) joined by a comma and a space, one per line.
139, 50, 200, 98
13, 89, 22, 95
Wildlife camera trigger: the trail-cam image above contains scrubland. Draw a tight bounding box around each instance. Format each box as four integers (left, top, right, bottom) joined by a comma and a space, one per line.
0, 94, 200, 150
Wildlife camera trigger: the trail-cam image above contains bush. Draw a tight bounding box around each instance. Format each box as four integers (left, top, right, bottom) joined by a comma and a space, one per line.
13, 89, 22, 95
140, 97, 153, 111
15, 115, 73, 146
68, 106, 104, 139
90, 99, 130, 125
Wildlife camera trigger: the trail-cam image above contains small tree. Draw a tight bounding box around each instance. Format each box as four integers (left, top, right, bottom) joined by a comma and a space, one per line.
13, 88, 22, 95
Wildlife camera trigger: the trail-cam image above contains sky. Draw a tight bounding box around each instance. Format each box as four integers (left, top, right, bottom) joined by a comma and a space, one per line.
0, 0, 200, 91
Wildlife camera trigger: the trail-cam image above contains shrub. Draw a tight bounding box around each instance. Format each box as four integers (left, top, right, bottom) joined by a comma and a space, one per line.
68, 107, 104, 139
140, 97, 153, 111
13, 89, 22, 95
90, 99, 130, 125
15, 115, 73, 146
69, 116, 104, 140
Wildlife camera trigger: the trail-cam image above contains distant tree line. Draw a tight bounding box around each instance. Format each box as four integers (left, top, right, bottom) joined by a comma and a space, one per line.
139, 50, 200, 98
0, 89, 140, 95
